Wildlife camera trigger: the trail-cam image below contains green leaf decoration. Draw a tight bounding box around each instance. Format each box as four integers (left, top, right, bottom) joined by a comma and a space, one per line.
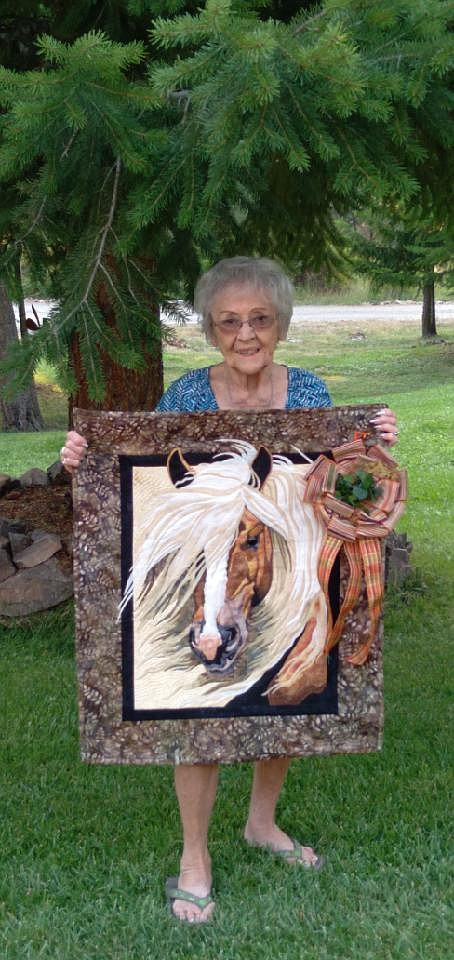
335, 470, 381, 508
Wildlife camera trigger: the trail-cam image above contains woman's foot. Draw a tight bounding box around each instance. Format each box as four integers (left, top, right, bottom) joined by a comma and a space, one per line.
244, 822, 323, 868
169, 858, 215, 923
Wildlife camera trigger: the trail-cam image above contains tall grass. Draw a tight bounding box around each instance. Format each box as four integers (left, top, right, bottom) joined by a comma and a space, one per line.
1, 317, 453, 959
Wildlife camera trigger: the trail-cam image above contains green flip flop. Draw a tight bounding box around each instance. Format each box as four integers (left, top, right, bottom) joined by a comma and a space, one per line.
248, 837, 326, 870
165, 876, 215, 923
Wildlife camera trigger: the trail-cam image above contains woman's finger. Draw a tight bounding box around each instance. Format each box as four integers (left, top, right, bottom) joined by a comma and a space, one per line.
369, 408, 399, 447
379, 431, 398, 447
60, 441, 87, 472
67, 430, 88, 447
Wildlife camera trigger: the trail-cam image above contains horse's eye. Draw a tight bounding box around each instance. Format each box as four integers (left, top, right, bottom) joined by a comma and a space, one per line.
246, 536, 259, 549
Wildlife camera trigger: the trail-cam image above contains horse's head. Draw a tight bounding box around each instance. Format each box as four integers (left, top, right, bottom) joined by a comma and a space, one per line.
188, 507, 273, 673
167, 447, 273, 675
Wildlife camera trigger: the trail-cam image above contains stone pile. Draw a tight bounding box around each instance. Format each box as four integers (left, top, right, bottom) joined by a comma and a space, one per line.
0, 462, 73, 617
384, 531, 413, 587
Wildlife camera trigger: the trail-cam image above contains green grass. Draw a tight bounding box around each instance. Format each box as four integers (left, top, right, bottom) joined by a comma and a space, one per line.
293, 277, 423, 305
1, 317, 453, 958
34, 359, 69, 431
0, 430, 66, 475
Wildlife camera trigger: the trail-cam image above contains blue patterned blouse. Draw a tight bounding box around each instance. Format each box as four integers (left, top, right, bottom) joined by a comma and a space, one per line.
155, 366, 332, 412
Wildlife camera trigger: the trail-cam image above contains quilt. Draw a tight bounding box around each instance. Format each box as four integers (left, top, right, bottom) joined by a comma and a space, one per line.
73, 405, 406, 765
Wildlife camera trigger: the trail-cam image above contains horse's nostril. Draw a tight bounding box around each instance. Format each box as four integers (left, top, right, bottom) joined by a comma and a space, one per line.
189, 619, 205, 645
188, 621, 241, 673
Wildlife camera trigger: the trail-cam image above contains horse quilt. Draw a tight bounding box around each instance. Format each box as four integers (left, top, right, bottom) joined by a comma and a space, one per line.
73, 406, 405, 765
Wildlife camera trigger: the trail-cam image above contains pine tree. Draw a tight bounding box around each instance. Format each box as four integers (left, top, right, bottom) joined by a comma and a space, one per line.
0, 1, 452, 411
347, 203, 453, 338
0, 1, 204, 416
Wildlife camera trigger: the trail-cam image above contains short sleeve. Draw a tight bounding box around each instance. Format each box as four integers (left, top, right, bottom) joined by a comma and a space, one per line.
286, 368, 332, 410
155, 368, 218, 412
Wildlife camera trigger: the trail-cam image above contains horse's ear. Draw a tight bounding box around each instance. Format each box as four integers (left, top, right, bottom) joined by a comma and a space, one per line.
167, 448, 194, 487
251, 446, 272, 488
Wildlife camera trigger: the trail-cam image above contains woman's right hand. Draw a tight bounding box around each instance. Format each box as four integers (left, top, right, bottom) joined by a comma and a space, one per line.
60, 431, 88, 475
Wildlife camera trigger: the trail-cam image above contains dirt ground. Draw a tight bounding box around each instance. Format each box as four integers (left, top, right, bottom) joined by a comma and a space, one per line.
1, 483, 73, 573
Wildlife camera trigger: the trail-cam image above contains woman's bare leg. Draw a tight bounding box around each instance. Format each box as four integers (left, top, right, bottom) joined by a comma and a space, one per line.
172, 763, 219, 922
244, 757, 320, 866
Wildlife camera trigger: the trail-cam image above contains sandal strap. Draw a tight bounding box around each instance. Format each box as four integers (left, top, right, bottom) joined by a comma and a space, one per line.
266, 837, 325, 868
166, 882, 213, 910
273, 837, 303, 861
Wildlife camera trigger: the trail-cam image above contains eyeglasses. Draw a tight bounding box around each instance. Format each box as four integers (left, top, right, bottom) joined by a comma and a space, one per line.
213, 315, 275, 334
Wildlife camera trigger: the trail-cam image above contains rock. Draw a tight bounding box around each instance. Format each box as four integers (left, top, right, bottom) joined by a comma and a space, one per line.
0, 519, 27, 536
62, 534, 74, 557
9, 531, 32, 560
0, 459, 76, 615
0, 477, 20, 497
14, 533, 62, 569
0, 546, 16, 583
0, 474, 11, 495
19, 468, 48, 488
47, 460, 72, 485
385, 532, 412, 587
0, 556, 73, 617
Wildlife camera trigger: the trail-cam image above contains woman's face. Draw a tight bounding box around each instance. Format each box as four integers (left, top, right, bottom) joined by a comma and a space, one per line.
209, 284, 280, 374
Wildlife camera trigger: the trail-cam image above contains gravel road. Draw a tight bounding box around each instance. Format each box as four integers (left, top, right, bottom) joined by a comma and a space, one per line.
15, 298, 454, 329
291, 300, 454, 325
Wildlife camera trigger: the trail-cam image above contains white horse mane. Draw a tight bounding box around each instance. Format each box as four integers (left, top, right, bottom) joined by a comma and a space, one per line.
125, 440, 327, 710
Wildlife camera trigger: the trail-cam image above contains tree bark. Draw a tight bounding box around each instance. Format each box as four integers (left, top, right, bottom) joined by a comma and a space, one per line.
421, 273, 437, 338
69, 280, 164, 422
0, 283, 44, 431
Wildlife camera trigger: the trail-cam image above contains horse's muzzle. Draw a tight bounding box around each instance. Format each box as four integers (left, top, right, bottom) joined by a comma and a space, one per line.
189, 621, 242, 675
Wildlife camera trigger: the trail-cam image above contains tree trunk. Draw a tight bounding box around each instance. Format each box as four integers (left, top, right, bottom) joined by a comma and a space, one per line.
421, 273, 437, 338
0, 283, 44, 431
69, 279, 164, 422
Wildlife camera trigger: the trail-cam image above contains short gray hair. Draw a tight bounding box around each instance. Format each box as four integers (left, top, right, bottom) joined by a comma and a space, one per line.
194, 256, 294, 340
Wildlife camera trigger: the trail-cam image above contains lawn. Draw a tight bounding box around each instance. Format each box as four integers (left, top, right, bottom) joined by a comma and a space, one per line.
1, 316, 453, 959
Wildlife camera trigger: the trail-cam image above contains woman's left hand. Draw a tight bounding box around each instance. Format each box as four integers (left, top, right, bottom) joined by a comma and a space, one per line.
369, 407, 399, 447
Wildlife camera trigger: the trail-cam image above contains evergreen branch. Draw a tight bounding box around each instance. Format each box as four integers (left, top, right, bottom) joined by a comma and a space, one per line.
129, 258, 157, 289
13, 196, 48, 248
96, 161, 120, 215
98, 262, 138, 330
60, 128, 78, 159
81, 302, 105, 398
334, 127, 378, 188
87, 95, 125, 153
293, 9, 328, 37
99, 261, 123, 303
111, 227, 139, 306
84, 156, 121, 300
54, 156, 121, 335
135, 156, 187, 224
126, 268, 140, 305
78, 298, 109, 352
370, 13, 444, 58
109, 227, 141, 307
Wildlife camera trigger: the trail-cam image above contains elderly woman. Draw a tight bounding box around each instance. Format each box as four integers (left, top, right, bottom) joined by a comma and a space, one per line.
62, 256, 398, 924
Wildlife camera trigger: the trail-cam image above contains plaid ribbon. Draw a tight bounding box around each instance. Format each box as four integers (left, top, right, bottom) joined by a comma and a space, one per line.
303, 439, 407, 665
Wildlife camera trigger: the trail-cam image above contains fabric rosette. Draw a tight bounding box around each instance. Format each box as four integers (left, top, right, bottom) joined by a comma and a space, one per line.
302, 438, 407, 666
